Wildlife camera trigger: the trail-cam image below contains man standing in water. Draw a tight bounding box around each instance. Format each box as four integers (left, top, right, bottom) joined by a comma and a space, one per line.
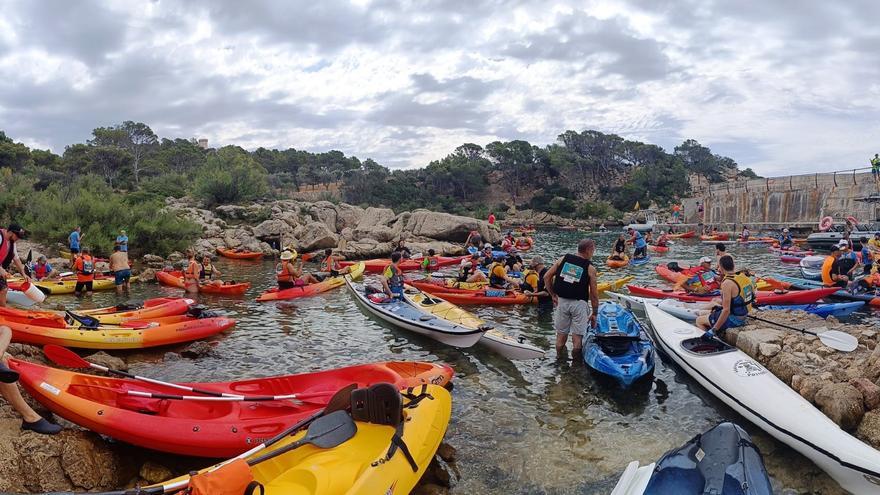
543, 239, 599, 360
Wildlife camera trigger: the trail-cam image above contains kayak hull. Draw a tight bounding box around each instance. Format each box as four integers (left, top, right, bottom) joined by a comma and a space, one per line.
11, 357, 453, 462
339, 256, 464, 274
216, 248, 264, 260
626, 285, 839, 305
156, 271, 251, 295
257, 262, 365, 301
606, 256, 629, 268
767, 274, 880, 306
644, 304, 880, 493
478, 329, 545, 359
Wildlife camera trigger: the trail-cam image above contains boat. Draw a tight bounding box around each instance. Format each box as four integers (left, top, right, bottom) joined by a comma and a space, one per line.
583, 302, 654, 387
626, 285, 839, 305
667, 231, 696, 239
613, 422, 773, 495
765, 274, 880, 306
23, 276, 137, 295
642, 304, 880, 493
0, 314, 235, 350
806, 223, 880, 251
479, 328, 545, 360
606, 255, 629, 268
799, 255, 825, 280
256, 262, 365, 301
10, 357, 453, 457
629, 256, 652, 266
156, 270, 251, 295
345, 278, 487, 348
339, 256, 464, 274
611, 295, 863, 321
216, 247, 264, 260
647, 245, 668, 254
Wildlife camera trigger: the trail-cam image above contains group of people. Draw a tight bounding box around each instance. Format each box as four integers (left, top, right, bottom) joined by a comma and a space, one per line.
67, 227, 132, 295
820, 233, 880, 291
608, 227, 670, 261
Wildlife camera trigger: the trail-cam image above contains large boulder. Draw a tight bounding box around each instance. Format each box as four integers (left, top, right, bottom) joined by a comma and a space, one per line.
308, 201, 339, 233
338, 238, 394, 259
403, 210, 497, 243
215, 204, 269, 222
296, 223, 339, 252
252, 219, 295, 239
335, 203, 365, 231
353, 207, 397, 241
814, 383, 865, 430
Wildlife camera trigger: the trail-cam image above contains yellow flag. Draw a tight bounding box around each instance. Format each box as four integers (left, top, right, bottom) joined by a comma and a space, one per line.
633, 201, 640, 211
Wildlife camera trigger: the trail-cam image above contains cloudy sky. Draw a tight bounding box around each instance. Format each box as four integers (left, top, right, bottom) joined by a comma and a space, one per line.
1, 0, 879, 175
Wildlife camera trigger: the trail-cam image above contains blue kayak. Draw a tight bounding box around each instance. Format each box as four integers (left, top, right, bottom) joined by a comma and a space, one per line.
583, 302, 654, 387
642, 422, 773, 495
768, 273, 880, 304
629, 255, 652, 266
761, 301, 864, 318
468, 246, 508, 258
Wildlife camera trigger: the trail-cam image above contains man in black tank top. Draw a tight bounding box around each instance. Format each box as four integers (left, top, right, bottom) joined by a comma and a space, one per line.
544, 239, 599, 359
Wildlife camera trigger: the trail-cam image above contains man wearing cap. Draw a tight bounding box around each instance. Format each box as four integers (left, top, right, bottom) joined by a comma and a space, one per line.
30, 255, 57, 281
457, 253, 487, 284
778, 228, 793, 249
0, 224, 30, 307
696, 255, 755, 339
544, 239, 599, 359
675, 257, 719, 294
115, 229, 129, 252
821, 242, 851, 288
522, 256, 553, 313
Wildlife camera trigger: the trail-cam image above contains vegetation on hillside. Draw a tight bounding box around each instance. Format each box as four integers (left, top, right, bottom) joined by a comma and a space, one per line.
0, 124, 744, 254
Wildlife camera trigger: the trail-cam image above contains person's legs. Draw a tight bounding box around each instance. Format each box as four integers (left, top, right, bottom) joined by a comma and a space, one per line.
74, 281, 83, 297
554, 299, 573, 359
569, 300, 590, 359
695, 310, 712, 330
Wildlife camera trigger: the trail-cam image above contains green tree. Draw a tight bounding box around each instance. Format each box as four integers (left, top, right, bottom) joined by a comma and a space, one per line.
0, 132, 32, 171
195, 146, 269, 206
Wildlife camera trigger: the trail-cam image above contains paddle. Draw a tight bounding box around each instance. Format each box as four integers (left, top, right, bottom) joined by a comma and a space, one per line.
43, 345, 248, 398
75, 383, 336, 405
747, 315, 858, 352
245, 410, 357, 466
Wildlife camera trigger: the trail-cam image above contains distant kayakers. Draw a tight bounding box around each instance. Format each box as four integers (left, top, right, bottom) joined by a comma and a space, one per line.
30, 256, 57, 281
382, 252, 405, 298
420, 249, 439, 271
68, 226, 82, 255
610, 234, 627, 260
522, 256, 553, 314
544, 239, 599, 360
183, 249, 200, 293
115, 229, 128, 252
0, 325, 62, 434
109, 245, 131, 295
392, 240, 412, 260
655, 231, 669, 247
627, 227, 647, 259
501, 232, 515, 251
0, 224, 29, 307
859, 237, 873, 275
871, 153, 880, 182
696, 255, 755, 338
740, 225, 751, 241
778, 228, 793, 249
73, 247, 96, 297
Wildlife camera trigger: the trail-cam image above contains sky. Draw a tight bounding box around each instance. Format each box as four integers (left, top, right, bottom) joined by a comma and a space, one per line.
1, 0, 879, 175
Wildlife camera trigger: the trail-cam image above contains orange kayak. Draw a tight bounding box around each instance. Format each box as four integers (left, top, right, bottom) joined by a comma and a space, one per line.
606, 256, 629, 268
257, 261, 365, 302
408, 281, 536, 305
699, 234, 730, 241
9, 358, 453, 457
156, 271, 250, 295
0, 297, 194, 325
0, 315, 235, 349
339, 256, 465, 274
216, 247, 264, 260
648, 244, 669, 253
667, 231, 695, 239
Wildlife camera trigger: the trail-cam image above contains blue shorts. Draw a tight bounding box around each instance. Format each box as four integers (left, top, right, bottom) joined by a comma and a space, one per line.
709, 309, 746, 332
114, 269, 131, 286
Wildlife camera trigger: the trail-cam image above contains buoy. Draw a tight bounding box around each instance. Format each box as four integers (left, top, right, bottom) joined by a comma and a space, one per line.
847, 215, 859, 226
819, 216, 833, 231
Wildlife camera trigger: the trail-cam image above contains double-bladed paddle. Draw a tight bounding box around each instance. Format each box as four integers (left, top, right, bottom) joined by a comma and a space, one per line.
747, 315, 859, 352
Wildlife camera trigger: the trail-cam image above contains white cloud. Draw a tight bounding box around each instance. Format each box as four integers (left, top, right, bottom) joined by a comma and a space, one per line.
0, 0, 878, 174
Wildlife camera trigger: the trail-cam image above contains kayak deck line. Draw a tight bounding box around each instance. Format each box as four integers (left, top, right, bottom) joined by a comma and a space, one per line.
646, 308, 880, 487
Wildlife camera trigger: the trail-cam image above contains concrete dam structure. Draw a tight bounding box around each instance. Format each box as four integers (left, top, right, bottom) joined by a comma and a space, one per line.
684, 168, 880, 229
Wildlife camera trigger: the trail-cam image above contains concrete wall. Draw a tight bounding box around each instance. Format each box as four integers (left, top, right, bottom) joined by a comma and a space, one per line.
683, 170, 879, 228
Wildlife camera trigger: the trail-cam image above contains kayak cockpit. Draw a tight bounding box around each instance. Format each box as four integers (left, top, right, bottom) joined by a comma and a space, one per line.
680, 337, 737, 356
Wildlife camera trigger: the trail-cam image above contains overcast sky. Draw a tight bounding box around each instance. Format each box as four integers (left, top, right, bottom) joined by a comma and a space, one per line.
1, 0, 879, 175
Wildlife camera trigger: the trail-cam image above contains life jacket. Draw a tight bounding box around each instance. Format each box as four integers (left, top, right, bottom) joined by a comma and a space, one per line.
0, 230, 15, 270
77, 255, 94, 275
383, 263, 404, 292
551, 254, 591, 301
420, 257, 438, 271
685, 268, 719, 292
200, 263, 214, 280
34, 263, 49, 279
322, 256, 339, 272
521, 269, 539, 292
488, 262, 507, 287
276, 260, 294, 282
184, 260, 200, 282
725, 272, 755, 317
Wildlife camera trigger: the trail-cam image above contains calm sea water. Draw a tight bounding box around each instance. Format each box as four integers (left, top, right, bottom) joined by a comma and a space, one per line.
52, 229, 870, 494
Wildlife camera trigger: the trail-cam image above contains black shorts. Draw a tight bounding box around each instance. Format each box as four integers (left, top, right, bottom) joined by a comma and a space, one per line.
69, 247, 80, 254
75, 281, 93, 293
634, 246, 647, 257
278, 280, 296, 289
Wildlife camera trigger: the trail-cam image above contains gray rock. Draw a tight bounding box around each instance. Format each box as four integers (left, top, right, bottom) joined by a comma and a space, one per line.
296, 223, 339, 252
850, 377, 880, 410
814, 383, 865, 430
758, 343, 781, 359
857, 409, 880, 449
252, 219, 294, 239
736, 328, 784, 359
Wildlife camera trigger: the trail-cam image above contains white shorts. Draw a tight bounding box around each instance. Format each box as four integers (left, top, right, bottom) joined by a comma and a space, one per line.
554, 298, 591, 336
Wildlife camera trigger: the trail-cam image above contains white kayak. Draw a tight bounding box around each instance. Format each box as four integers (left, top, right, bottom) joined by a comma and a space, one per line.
611, 461, 654, 495
7, 289, 37, 308
346, 277, 486, 348
479, 328, 545, 360
644, 304, 880, 493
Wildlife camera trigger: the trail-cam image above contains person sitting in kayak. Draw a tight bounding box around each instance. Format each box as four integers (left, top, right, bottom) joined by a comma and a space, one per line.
30, 256, 57, 281
500, 232, 515, 252
778, 228, 793, 249
382, 252, 406, 298
514, 235, 533, 250
183, 249, 200, 293
321, 249, 351, 277
277, 250, 319, 289
644, 230, 654, 245
740, 226, 751, 241
627, 227, 647, 259
0, 325, 63, 434
821, 242, 855, 289
458, 253, 487, 283
73, 247, 96, 297
420, 249, 440, 271
481, 244, 496, 266
696, 255, 755, 338
465, 231, 482, 251
610, 234, 627, 260
504, 251, 524, 273
200, 255, 223, 286
488, 259, 518, 289
392, 240, 412, 260
655, 231, 669, 247
0, 224, 30, 307
860, 237, 873, 275
675, 257, 719, 294
522, 256, 553, 313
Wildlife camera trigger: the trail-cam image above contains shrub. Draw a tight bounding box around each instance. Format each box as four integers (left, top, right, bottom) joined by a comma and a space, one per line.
195, 146, 269, 206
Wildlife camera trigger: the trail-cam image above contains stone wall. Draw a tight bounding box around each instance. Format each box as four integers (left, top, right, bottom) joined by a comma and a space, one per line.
684, 170, 879, 228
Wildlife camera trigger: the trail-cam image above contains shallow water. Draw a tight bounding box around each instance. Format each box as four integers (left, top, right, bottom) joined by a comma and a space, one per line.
51, 229, 872, 494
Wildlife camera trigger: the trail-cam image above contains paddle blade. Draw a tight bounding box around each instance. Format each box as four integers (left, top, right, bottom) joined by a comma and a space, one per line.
43, 345, 91, 368
817, 329, 859, 352
304, 410, 358, 449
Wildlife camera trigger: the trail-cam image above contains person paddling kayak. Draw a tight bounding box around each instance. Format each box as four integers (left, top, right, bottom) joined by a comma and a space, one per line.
779, 228, 793, 249
696, 255, 755, 339
674, 257, 719, 294
610, 234, 627, 261
821, 242, 853, 289
277, 250, 318, 289
544, 239, 599, 360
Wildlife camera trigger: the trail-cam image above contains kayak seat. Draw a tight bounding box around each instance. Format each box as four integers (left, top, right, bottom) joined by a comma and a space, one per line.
680, 337, 735, 356
597, 337, 636, 357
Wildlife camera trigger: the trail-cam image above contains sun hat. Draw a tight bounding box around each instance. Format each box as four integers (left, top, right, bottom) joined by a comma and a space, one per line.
280, 250, 296, 260
699, 256, 712, 264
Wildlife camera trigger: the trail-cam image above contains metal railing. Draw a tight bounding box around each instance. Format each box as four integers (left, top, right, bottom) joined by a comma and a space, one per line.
699, 165, 876, 197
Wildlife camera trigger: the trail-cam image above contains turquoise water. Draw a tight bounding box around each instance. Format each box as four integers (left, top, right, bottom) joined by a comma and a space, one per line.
49, 229, 865, 494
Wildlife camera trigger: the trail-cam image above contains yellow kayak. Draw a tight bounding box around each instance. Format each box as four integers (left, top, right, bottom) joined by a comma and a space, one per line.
32, 277, 137, 295
597, 275, 634, 296
403, 288, 486, 330
154, 384, 451, 495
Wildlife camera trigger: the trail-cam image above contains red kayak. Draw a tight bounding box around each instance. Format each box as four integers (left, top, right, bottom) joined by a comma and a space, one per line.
10, 358, 454, 457
626, 285, 838, 305
216, 247, 263, 260
339, 256, 465, 274
655, 264, 687, 284
156, 271, 250, 295
648, 244, 669, 254
700, 234, 730, 241
667, 231, 695, 239
0, 297, 193, 325
408, 281, 536, 305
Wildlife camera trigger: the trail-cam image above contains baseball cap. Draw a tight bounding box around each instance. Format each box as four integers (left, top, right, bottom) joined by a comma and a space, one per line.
7, 224, 26, 239
530, 256, 544, 267
837, 240, 849, 249
830, 245, 841, 252
699, 256, 712, 264
783, 228, 789, 232
483, 243, 493, 250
